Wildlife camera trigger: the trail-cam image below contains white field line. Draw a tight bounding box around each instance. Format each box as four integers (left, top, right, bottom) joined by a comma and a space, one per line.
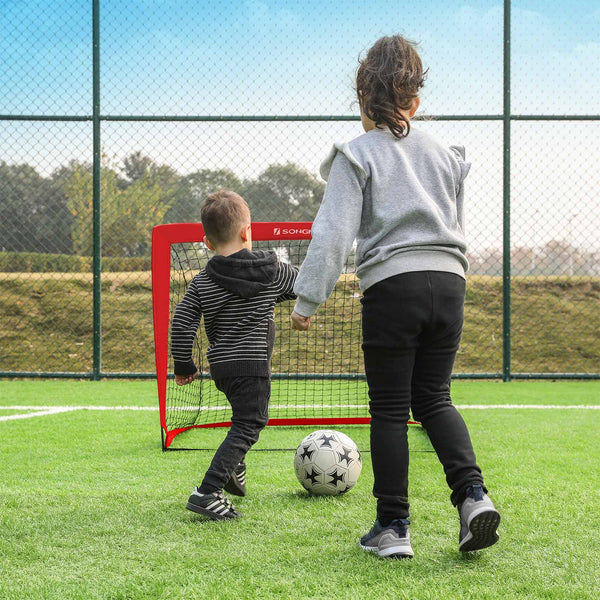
0, 405, 158, 411
0, 407, 79, 422
459, 404, 600, 409
0, 404, 599, 423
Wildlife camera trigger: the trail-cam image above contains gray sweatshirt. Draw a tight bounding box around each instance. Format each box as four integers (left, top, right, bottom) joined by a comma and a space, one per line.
293, 125, 471, 317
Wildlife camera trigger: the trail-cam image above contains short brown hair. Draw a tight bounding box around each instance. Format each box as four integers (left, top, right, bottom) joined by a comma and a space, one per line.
356, 35, 427, 138
201, 190, 250, 246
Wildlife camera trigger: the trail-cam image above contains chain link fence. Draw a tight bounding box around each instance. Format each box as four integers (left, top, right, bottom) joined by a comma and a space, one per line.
1, 1, 598, 379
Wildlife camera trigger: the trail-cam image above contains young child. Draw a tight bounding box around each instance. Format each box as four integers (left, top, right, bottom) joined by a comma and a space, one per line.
171, 189, 297, 520
291, 35, 500, 557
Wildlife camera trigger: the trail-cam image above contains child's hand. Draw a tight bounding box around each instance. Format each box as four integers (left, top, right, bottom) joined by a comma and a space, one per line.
290, 310, 311, 331
175, 371, 198, 386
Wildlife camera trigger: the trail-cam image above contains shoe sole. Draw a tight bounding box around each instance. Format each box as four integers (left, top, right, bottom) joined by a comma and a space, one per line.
360, 543, 414, 559
459, 509, 500, 552
186, 501, 240, 520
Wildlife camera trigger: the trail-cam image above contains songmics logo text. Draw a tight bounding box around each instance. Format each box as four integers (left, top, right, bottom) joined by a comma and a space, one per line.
273, 227, 311, 236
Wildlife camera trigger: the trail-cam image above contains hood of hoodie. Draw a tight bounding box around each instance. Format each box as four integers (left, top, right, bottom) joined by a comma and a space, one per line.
204, 249, 278, 299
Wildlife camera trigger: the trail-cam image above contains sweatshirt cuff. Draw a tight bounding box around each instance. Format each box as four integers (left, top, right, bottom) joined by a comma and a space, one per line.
293, 298, 320, 318
173, 359, 198, 376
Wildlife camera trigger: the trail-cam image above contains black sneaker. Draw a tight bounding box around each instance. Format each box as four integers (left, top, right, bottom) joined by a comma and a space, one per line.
186, 488, 241, 520
359, 518, 414, 558
224, 462, 247, 497
458, 484, 500, 552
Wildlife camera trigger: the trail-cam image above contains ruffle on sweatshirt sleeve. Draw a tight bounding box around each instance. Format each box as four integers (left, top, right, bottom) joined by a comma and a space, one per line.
320, 142, 367, 182
450, 145, 472, 183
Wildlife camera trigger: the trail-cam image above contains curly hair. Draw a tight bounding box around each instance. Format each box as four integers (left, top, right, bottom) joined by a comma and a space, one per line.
356, 35, 427, 138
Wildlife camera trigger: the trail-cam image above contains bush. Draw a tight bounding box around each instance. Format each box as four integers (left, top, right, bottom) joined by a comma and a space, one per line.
0, 251, 150, 273
102, 256, 151, 272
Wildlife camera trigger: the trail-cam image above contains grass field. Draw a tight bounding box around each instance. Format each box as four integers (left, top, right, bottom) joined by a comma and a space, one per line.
1, 274, 599, 374
1, 380, 599, 600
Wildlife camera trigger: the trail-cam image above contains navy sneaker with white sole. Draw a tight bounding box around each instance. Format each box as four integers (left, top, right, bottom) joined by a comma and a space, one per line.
360, 518, 414, 559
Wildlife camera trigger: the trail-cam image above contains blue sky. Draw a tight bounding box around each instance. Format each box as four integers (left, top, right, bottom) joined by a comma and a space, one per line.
0, 1, 598, 251
1, 0, 598, 116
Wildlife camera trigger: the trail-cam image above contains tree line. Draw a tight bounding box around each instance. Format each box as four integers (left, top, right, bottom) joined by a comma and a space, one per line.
0, 152, 325, 258
1, 152, 598, 275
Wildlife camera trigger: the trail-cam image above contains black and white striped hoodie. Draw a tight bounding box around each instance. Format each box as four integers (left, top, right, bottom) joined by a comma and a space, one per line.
171, 249, 298, 379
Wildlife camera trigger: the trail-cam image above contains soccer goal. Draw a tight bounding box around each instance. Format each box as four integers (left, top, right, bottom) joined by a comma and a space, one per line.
152, 222, 371, 449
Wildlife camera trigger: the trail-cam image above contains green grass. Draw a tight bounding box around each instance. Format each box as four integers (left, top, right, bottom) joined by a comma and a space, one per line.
1, 274, 599, 374
0, 380, 599, 599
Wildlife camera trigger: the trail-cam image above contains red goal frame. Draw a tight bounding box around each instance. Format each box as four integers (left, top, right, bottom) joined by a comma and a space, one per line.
152, 222, 374, 448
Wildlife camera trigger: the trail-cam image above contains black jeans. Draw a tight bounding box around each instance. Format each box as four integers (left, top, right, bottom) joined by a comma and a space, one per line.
198, 376, 270, 494
361, 271, 484, 522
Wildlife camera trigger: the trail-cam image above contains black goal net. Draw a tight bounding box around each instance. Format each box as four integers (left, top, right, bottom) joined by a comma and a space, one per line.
152, 222, 369, 449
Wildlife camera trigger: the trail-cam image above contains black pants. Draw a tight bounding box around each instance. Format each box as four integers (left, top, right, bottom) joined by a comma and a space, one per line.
199, 376, 270, 494
362, 271, 484, 522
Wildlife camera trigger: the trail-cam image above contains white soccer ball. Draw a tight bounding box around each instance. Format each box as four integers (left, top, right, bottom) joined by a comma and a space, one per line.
294, 429, 362, 495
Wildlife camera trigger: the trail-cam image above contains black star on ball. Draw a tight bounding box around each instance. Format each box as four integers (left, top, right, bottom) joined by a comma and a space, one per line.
337, 446, 353, 466
327, 469, 345, 486
318, 433, 335, 448
304, 467, 320, 485
300, 445, 314, 462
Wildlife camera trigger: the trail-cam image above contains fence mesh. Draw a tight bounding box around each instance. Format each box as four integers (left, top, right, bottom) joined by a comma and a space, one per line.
0, 1, 598, 378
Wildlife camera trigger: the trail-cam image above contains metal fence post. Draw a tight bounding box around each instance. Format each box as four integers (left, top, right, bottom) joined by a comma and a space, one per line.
502, 0, 512, 381
92, 0, 102, 379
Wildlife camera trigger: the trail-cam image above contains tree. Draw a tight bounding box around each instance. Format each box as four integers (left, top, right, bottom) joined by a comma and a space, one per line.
242, 163, 324, 222
121, 151, 156, 184
0, 156, 335, 264
0, 161, 73, 253
164, 168, 244, 223
63, 163, 94, 255
64, 160, 170, 257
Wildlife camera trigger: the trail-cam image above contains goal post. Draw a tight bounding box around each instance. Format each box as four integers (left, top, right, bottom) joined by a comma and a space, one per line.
152, 221, 373, 449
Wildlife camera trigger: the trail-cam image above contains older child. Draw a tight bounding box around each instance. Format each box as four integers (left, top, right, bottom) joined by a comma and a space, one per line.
291, 35, 500, 557
172, 189, 297, 520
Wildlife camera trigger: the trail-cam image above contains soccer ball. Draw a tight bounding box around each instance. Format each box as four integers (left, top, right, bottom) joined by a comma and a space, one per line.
294, 429, 362, 495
